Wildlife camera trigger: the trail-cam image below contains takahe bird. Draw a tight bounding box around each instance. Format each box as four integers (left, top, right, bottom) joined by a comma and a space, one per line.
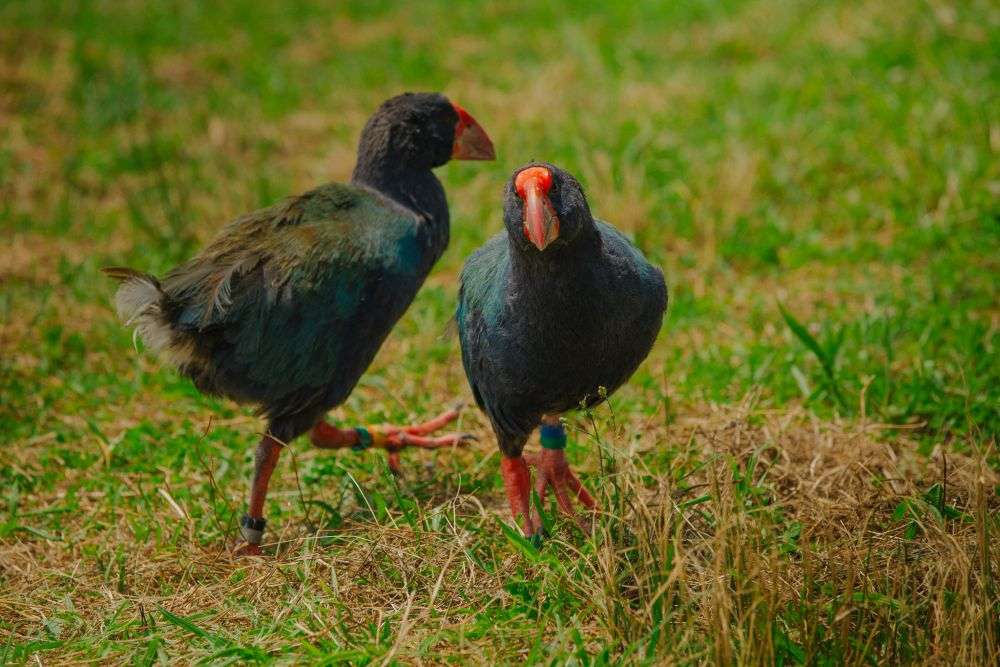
105, 92, 494, 554
457, 163, 666, 536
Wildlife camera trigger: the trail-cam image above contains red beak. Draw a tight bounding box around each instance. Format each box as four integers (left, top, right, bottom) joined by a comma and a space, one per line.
451, 103, 495, 161
515, 166, 559, 251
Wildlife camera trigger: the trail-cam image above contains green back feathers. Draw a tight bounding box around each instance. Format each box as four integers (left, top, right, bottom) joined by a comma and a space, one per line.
163, 183, 421, 331
457, 233, 509, 330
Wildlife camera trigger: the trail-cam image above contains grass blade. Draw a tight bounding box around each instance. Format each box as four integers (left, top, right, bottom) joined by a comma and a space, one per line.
158, 607, 226, 648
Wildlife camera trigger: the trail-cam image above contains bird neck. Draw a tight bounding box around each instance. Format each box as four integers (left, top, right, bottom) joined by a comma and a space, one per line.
351, 153, 450, 254
508, 223, 600, 277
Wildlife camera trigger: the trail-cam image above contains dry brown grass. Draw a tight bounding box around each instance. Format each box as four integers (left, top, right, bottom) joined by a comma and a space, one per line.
585, 401, 998, 664
2, 400, 996, 664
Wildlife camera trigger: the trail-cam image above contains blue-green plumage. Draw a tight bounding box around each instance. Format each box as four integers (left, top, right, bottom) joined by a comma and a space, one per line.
107, 93, 484, 443
160, 183, 434, 439
457, 163, 667, 456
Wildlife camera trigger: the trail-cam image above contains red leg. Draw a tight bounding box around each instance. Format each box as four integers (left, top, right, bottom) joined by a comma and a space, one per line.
500, 455, 539, 536
310, 421, 358, 449
238, 435, 283, 556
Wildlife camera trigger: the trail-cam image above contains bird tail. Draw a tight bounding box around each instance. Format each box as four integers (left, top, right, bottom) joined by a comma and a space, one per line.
102, 266, 174, 355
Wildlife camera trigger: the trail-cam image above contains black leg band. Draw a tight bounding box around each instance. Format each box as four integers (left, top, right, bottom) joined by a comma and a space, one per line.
240, 514, 267, 545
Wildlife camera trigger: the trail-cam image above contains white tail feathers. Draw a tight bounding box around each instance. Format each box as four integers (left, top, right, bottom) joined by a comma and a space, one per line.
112, 274, 173, 355
114, 274, 159, 324
103, 267, 197, 367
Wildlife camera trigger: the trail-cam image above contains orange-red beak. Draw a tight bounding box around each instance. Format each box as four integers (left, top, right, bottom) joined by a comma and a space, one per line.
451, 103, 495, 161
515, 166, 559, 251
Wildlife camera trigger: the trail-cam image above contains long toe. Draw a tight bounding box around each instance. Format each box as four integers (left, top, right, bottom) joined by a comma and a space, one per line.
404, 408, 461, 435
564, 468, 597, 510
535, 472, 588, 530
550, 476, 579, 517
395, 432, 474, 449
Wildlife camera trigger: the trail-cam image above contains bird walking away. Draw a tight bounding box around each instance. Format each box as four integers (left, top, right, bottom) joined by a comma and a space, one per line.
457, 163, 667, 537
104, 93, 495, 554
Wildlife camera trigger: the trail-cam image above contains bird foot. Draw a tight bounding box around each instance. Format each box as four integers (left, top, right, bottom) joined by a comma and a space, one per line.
501, 450, 597, 538
524, 448, 597, 530
310, 407, 476, 475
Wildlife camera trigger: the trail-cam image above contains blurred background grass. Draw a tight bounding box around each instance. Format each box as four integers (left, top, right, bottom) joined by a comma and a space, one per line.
1, 0, 998, 664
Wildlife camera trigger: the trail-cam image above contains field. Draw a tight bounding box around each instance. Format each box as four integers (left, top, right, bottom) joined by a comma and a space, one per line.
1, 0, 998, 664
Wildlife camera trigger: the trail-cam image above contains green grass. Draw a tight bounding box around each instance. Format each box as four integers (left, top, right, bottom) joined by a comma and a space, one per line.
1, 0, 998, 663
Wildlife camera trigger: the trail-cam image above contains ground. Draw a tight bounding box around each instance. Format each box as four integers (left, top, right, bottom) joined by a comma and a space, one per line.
1, 0, 998, 664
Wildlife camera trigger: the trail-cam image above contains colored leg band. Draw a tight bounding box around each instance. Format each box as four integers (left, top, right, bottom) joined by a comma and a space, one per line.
240, 514, 266, 545
540, 423, 567, 450
353, 427, 373, 451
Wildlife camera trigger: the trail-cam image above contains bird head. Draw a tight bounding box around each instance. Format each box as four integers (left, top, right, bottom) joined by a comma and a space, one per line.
504, 162, 592, 252
358, 92, 494, 170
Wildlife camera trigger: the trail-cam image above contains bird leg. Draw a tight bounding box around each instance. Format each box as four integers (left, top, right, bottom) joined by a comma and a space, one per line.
309, 407, 475, 475
522, 420, 597, 530
237, 434, 283, 556
500, 454, 540, 536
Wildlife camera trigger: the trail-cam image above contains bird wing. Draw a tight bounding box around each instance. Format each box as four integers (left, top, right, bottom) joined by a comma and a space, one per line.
457, 234, 521, 429
160, 182, 425, 411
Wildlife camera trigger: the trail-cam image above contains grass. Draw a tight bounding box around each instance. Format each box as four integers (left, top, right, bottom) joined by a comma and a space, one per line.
1, 0, 998, 663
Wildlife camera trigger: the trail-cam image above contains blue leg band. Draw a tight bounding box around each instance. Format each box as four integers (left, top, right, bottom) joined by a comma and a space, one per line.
539, 423, 567, 450
353, 427, 373, 451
